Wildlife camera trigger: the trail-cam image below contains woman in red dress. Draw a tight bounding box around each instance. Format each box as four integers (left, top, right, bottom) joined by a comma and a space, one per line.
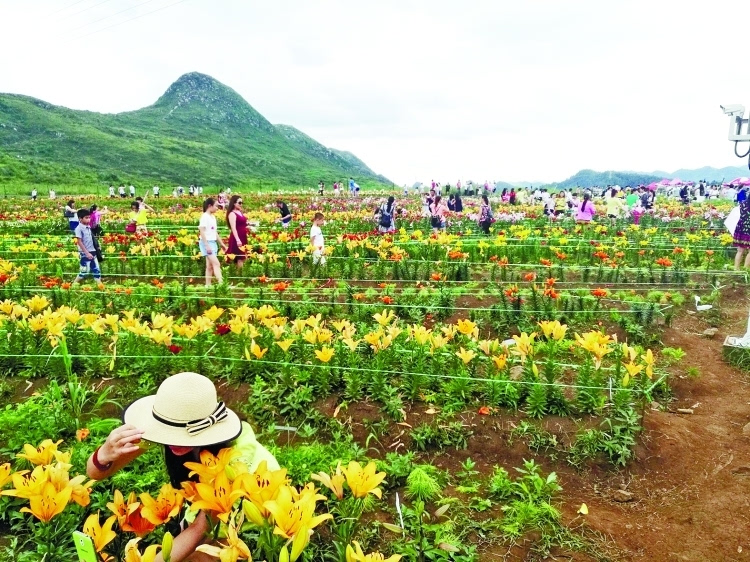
226, 195, 248, 269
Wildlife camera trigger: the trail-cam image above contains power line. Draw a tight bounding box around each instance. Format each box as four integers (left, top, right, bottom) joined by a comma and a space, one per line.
68, 0, 159, 33
67, 0, 191, 41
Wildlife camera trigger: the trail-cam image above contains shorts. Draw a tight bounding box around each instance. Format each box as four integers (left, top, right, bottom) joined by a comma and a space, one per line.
69, 220, 79, 231
313, 249, 326, 265
199, 240, 218, 257
281, 220, 290, 229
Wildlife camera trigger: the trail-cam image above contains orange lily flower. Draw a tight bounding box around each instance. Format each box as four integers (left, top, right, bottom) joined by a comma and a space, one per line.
83, 511, 118, 555
139, 483, 184, 525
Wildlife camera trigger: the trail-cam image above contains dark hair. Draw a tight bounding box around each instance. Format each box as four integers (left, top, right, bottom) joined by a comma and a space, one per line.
136, 197, 143, 203
67, 200, 75, 207
433, 195, 442, 206
90, 205, 98, 212
583, 193, 591, 203
130, 202, 139, 210
482, 194, 489, 205
226, 195, 241, 226
203, 198, 216, 212
77, 209, 90, 219
610, 188, 617, 197
387, 196, 395, 206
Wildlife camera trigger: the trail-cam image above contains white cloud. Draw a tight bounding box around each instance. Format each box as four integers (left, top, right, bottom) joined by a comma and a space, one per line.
1, 0, 748, 185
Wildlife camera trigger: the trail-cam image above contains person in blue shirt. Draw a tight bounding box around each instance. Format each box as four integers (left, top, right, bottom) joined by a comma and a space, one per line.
738, 187, 748, 203
349, 177, 355, 195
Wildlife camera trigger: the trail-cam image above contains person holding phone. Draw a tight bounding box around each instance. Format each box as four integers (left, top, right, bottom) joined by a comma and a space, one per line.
87, 372, 278, 562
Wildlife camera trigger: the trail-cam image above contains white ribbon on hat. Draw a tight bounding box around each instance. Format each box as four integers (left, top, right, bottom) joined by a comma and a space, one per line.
184, 402, 228, 435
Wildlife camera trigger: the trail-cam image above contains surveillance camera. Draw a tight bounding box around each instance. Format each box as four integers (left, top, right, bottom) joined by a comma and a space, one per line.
720, 104, 745, 116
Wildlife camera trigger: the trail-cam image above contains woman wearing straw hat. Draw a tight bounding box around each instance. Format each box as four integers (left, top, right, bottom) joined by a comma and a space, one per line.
87, 372, 278, 562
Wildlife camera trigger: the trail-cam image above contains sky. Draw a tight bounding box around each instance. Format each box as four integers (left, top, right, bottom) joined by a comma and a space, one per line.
2, 0, 749, 185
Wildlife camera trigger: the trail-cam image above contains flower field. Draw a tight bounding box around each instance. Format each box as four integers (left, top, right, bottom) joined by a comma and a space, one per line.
0, 192, 745, 561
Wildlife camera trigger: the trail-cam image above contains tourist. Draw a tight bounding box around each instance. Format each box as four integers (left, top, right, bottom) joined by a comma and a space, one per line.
127, 201, 150, 235
49, 189, 56, 200
454, 193, 464, 212
733, 196, 750, 269
64, 199, 78, 232
108, 185, 115, 198
310, 212, 326, 265
606, 189, 626, 224
86, 372, 278, 562
575, 193, 597, 223
478, 194, 492, 234
349, 177, 355, 196
30, 188, 37, 201
430, 195, 448, 233
226, 195, 248, 269
447, 194, 456, 212
129, 184, 136, 198
73, 209, 101, 285
89, 204, 108, 261
199, 197, 228, 287
118, 185, 126, 198
318, 180, 325, 196
375, 196, 396, 233
276, 200, 292, 228
153, 185, 160, 197
554, 191, 567, 217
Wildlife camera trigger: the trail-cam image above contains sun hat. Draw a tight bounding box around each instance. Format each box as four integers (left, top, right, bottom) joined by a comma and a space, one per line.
123, 372, 242, 447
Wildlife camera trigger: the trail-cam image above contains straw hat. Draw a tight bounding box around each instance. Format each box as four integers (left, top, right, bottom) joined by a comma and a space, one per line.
123, 372, 242, 447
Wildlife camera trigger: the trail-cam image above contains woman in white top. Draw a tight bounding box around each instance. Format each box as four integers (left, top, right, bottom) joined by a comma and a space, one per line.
199, 197, 228, 287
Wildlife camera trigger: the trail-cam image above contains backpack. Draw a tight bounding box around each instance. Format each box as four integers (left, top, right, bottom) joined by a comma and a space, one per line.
379, 203, 393, 228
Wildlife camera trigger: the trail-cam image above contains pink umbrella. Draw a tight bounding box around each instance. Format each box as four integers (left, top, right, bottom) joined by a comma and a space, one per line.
647, 182, 659, 189
669, 178, 684, 186
659, 178, 672, 185
730, 177, 750, 186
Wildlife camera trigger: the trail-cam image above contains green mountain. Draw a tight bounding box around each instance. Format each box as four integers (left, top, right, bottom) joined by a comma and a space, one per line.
556, 169, 661, 189
0, 72, 389, 188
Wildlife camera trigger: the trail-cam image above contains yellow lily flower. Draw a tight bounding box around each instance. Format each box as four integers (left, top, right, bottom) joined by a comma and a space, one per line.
622, 362, 643, 387
341, 337, 361, 352
478, 338, 499, 356
235, 460, 288, 523
511, 332, 537, 362
269, 324, 286, 340
340, 461, 386, 499
150, 312, 173, 330
184, 448, 242, 485
191, 472, 245, 523
263, 484, 331, 561
315, 347, 335, 363
276, 339, 295, 352
346, 541, 402, 562
123, 538, 161, 562
538, 320, 567, 341
254, 304, 280, 322
305, 314, 322, 328
21, 481, 72, 522
24, 295, 50, 313
191, 315, 215, 333
173, 323, 200, 339
311, 464, 346, 499
363, 330, 383, 350
196, 521, 252, 562
373, 309, 395, 326
83, 512, 118, 555
409, 325, 432, 346
316, 328, 334, 344
455, 347, 477, 365
456, 319, 478, 339
291, 318, 308, 334
641, 349, 655, 379
231, 305, 254, 322
441, 325, 457, 340
139, 483, 184, 525
332, 319, 352, 333
0, 463, 11, 488
203, 306, 225, 322
28, 315, 47, 332
621, 343, 637, 362
17, 439, 63, 466
250, 340, 268, 360
492, 354, 508, 370
149, 328, 173, 347
2, 465, 47, 499
302, 329, 319, 345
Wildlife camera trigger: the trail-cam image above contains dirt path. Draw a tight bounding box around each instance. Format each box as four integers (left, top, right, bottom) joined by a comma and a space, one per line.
555, 288, 750, 561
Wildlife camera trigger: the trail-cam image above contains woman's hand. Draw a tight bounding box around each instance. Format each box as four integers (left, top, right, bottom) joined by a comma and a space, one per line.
98, 424, 145, 465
